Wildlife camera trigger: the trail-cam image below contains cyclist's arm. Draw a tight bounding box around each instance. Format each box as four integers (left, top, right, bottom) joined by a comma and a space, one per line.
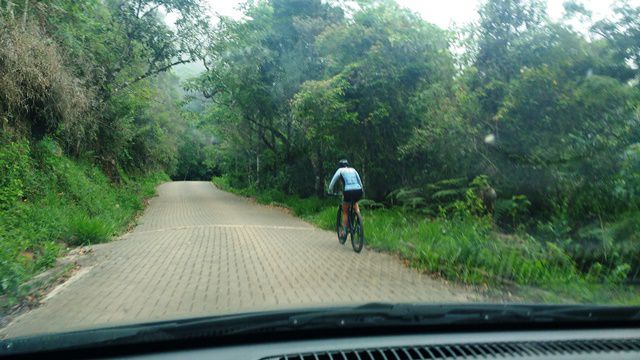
328, 169, 341, 194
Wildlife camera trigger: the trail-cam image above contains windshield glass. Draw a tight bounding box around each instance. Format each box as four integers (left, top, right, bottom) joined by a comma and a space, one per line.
1, 0, 640, 342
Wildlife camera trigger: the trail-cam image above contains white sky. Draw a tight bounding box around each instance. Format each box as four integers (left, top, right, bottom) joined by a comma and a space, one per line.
394, 0, 618, 29
199, 0, 627, 29
170, 0, 634, 79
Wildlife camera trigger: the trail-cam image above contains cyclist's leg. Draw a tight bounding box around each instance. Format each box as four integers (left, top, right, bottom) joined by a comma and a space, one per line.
353, 189, 363, 215
341, 202, 349, 227
341, 189, 356, 237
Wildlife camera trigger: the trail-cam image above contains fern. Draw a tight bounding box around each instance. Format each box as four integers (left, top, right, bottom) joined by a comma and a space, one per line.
426, 177, 467, 190
432, 188, 467, 199
387, 187, 426, 209
359, 199, 384, 209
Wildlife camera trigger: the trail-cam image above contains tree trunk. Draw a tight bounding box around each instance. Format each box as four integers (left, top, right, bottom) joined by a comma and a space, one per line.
313, 147, 325, 197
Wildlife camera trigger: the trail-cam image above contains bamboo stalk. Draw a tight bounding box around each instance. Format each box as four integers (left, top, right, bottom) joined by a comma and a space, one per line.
10, 0, 13, 16
7, 0, 14, 20
21, 0, 28, 28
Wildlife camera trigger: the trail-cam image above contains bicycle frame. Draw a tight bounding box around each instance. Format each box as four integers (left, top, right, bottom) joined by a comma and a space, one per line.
335, 197, 364, 253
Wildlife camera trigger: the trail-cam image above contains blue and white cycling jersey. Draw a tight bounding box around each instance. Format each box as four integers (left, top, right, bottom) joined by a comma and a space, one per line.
328, 167, 363, 193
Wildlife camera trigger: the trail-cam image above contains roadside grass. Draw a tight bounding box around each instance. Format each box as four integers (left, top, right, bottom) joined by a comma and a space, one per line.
212, 176, 640, 305
67, 215, 114, 246
0, 136, 168, 306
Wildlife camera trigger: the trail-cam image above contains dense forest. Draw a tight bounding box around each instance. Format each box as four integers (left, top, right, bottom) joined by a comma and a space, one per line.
195, 0, 640, 294
0, 0, 206, 302
2, 0, 640, 303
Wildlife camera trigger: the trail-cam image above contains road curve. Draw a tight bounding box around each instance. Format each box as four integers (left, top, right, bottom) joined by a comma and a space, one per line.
2, 181, 481, 337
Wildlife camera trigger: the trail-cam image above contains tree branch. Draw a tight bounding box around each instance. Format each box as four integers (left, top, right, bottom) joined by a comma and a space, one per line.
135, 0, 144, 18
260, 132, 276, 152
202, 88, 225, 98
140, 4, 161, 19
245, 120, 275, 151
245, 116, 289, 147
114, 58, 194, 92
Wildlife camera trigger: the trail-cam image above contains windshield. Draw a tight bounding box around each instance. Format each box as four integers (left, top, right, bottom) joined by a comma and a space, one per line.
1, 0, 640, 343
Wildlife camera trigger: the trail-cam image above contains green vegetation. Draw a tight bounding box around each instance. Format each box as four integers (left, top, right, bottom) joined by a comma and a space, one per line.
213, 176, 640, 304
195, 0, 640, 303
0, 135, 167, 304
0, 0, 190, 305
2, 0, 640, 306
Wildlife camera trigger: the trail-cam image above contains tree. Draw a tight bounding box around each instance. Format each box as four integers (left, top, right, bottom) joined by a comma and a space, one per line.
191, 0, 345, 191
1, 0, 210, 176
592, 1, 640, 81
292, 76, 355, 195
495, 67, 638, 223
312, 2, 456, 198
475, 0, 547, 82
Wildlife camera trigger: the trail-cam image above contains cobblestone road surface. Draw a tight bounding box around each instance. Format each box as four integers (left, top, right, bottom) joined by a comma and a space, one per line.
2, 182, 481, 337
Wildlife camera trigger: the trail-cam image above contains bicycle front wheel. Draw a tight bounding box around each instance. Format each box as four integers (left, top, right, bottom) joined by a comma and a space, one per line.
350, 212, 364, 253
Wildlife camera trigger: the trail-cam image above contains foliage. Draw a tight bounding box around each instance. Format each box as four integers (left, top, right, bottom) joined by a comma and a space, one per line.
194, 0, 455, 198
0, 137, 31, 209
0, 1, 196, 307
592, 1, 640, 78
1, 0, 208, 178
172, 110, 219, 180
501, 195, 532, 230
3, 0, 640, 304
200, 0, 640, 290
0, 20, 92, 141
386, 188, 426, 210
67, 215, 113, 246
215, 177, 639, 303
0, 136, 167, 303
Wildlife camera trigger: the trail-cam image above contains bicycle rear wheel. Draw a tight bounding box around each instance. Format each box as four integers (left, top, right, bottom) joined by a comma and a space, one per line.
336, 206, 346, 244
350, 211, 364, 253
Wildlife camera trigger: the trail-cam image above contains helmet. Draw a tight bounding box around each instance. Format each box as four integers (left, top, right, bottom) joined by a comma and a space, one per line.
338, 159, 349, 168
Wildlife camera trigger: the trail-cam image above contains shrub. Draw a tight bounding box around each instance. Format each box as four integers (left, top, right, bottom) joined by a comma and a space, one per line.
35, 241, 61, 270
67, 215, 113, 246
364, 212, 579, 286
215, 179, 640, 303
0, 241, 26, 300
0, 137, 166, 302
0, 136, 32, 209
0, 20, 93, 143
215, 178, 581, 288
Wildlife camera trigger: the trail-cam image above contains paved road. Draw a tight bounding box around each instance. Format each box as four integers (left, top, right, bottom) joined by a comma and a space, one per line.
3, 182, 481, 337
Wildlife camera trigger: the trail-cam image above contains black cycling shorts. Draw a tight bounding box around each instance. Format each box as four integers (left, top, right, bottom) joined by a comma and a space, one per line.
343, 189, 363, 203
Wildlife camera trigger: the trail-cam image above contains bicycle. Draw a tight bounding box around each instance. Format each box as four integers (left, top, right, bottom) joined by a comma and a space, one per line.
334, 196, 364, 253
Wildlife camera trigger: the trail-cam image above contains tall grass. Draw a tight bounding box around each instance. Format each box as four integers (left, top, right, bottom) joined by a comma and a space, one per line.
212, 176, 640, 304
0, 136, 168, 304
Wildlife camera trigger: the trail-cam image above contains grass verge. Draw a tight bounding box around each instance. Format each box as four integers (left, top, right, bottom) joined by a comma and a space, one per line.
0, 136, 168, 307
212, 176, 640, 305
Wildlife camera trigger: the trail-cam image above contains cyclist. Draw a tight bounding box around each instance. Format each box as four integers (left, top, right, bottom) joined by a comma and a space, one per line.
328, 159, 364, 239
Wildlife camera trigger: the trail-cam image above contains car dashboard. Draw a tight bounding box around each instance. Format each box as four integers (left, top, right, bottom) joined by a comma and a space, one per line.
123, 328, 640, 360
